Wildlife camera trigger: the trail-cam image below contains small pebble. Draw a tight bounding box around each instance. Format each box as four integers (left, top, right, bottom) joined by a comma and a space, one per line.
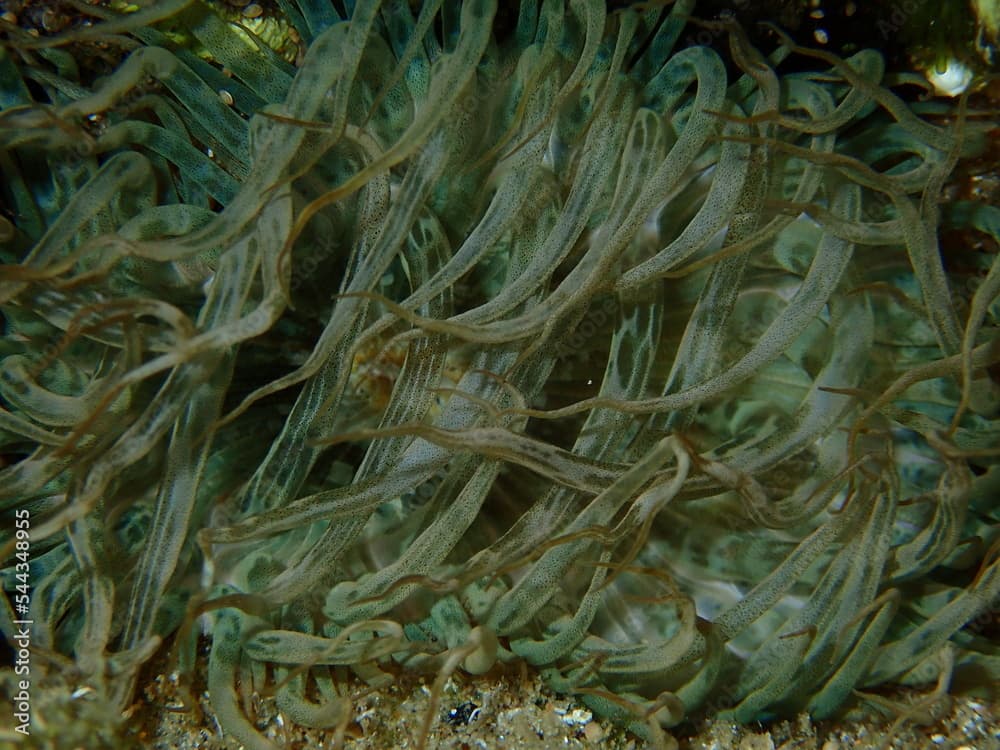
563, 707, 592, 726
583, 721, 604, 742
739, 733, 775, 750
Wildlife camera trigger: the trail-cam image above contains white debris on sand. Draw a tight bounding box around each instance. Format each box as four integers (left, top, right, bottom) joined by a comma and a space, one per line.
132, 663, 999, 750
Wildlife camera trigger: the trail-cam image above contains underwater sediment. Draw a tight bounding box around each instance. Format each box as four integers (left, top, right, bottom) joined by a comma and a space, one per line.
0, 1, 999, 747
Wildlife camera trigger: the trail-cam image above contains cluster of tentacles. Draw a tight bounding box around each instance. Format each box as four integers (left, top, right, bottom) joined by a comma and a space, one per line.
1, 1, 998, 747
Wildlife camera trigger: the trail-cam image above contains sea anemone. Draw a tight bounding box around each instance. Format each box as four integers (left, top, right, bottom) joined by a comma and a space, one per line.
1, 1, 998, 748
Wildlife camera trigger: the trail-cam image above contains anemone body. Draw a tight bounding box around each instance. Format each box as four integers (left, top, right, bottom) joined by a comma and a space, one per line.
1, 1, 999, 747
